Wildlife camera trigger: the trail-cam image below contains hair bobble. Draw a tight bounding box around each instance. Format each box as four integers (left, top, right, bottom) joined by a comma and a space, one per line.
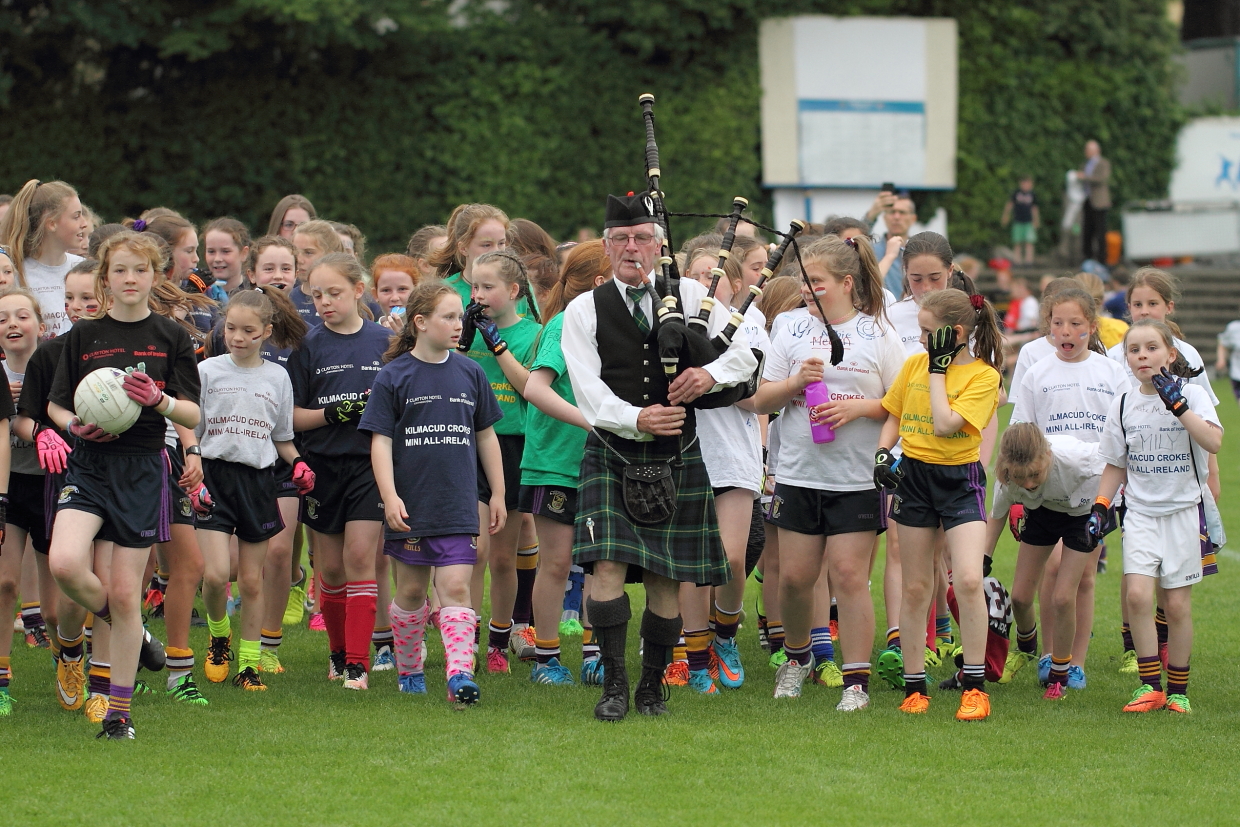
844, 237, 857, 250
132, 219, 147, 232
969, 293, 985, 312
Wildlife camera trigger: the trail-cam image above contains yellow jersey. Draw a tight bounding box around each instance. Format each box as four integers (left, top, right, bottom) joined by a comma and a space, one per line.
1097, 316, 1129, 351
882, 352, 1001, 465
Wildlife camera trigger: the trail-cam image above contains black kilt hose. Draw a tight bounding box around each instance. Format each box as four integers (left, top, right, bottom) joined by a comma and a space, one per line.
573, 430, 730, 587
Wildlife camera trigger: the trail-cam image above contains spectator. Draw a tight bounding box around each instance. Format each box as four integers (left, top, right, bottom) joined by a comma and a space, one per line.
1217, 318, 1240, 403
870, 197, 916, 297
1079, 140, 1112, 264
1001, 176, 1040, 265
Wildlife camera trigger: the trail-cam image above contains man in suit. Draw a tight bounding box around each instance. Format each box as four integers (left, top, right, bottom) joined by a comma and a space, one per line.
1079, 140, 1112, 264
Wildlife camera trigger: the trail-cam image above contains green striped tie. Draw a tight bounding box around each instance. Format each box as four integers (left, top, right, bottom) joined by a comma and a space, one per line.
627, 286, 650, 334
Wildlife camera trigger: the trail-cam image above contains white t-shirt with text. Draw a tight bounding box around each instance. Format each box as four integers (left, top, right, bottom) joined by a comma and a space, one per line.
23, 254, 82, 337
1010, 351, 1130, 443
990, 434, 1104, 518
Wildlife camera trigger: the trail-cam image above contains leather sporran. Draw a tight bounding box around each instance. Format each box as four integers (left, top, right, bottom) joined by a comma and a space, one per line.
623, 462, 677, 525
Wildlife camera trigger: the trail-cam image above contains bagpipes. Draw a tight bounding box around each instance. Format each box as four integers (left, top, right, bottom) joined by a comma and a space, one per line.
636, 93, 843, 404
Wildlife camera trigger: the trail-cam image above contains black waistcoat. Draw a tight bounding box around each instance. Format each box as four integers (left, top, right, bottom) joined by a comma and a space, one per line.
593, 282, 696, 451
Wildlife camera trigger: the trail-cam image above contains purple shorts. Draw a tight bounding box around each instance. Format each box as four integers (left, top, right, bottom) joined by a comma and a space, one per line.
383, 534, 478, 567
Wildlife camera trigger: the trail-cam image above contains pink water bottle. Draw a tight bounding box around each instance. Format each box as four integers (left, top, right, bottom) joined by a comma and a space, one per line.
804, 380, 835, 444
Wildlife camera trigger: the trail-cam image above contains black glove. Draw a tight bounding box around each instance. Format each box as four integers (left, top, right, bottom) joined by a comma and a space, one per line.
927, 325, 965, 375
1085, 501, 1110, 549
982, 554, 993, 578
324, 390, 369, 425
473, 310, 508, 356
457, 302, 483, 352
873, 448, 903, 490
1151, 367, 1189, 417
0, 495, 8, 548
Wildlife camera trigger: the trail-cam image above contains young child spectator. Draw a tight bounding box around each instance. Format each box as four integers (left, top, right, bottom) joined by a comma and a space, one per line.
1002, 277, 1040, 364
1001, 177, 1040, 265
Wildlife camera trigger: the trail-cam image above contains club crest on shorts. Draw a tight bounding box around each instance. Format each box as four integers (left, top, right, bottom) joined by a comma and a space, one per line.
305, 497, 320, 520
58, 485, 79, 504
891, 494, 902, 515
404, 538, 421, 553
770, 495, 783, 520
179, 496, 193, 518
548, 491, 567, 514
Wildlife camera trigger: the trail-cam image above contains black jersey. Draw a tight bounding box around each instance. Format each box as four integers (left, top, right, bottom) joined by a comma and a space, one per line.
49, 313, 200, 455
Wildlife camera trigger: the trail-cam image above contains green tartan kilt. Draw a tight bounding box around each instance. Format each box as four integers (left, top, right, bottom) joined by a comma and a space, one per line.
573, 431, 730, 587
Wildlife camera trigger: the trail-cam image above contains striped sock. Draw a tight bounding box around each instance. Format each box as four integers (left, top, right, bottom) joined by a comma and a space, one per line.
842, 662, 871, 692
962, 663, 986, 691
672, 634, 687, 664
1017, 625, 1038, 655
0, 656, 10, 689
88, 661, 110, 697
20, 602, 43, 632
534, 636, 560, 665
1154, 608, 1169, 645
885, 626, 901, 650
105, 684, 133, 720
581, 627, 599, 661
767, 623, 785, 655
372, 625, 394, 652
685, 628, 711, 672
904, 671, 928, 697
83, 615, 94, 652
810, 626, 835, 663
237, 639, 260, 672
713, 603, 742, 643
513, 544, 538, 626
1166, 663, 1189, 696
784, 639, 813, 666
57, 628, 84, 661
260, 629, 282, 653
155, 571, 169, 593
165, 647, 193, 689
1121, 624, 1135, 652
1137, 655, 1162, 692
95, 601, 111, 625
488, 619, 513, 651
1048, 655, 1071, 686
935, 613, 953, 642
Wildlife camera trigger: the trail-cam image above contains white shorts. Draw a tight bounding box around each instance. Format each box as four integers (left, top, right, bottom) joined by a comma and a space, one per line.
1122, 507, 1202, 590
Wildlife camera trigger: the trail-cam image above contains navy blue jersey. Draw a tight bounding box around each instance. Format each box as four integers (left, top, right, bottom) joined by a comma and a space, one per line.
291, 282, 382, 328
18, 334, 67, 433
287, 320, 390, 458
358, 351, 502, 538
49, 313, 200, 455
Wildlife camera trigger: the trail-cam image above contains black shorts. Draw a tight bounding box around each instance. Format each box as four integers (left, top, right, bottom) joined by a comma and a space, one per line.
198, 459, 284, 543
518, 484, 578, 526
57, 448, 170, 549
767, 482, 886, 537
888, 456, 987, 531
43, 470, 64, 539
1231, 378, 1240, 401
273, 457, 299, 499
478, 433, 522, 510
299, 454, 383, 535
1021, 505, 1109, 554
9, 472, 50, 553
165, 447, 196, 527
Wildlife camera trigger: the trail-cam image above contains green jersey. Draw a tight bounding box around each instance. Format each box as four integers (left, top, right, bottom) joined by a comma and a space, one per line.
465, 314, 540, 435
444, 272, 473, 309
520, 314, 586, 487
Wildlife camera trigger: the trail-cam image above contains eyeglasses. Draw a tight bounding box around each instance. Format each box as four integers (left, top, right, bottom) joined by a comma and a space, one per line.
607, 232, 656, 246
281, 221, 299, 231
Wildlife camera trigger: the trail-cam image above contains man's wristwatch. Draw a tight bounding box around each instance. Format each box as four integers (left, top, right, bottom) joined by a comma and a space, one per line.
185, 446, 202, 457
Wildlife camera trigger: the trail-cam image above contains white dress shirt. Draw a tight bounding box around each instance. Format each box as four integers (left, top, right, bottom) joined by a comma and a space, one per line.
561, 273, 759, 441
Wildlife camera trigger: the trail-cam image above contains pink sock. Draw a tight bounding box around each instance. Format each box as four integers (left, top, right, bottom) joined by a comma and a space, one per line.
438, 606, 477, 678
389, 601, 429, 675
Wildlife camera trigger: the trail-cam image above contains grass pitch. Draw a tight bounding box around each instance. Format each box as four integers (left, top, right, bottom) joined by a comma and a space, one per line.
6, 384, 1240, 826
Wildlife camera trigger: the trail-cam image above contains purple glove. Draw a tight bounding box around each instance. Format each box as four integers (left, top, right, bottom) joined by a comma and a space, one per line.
35, 426, 72, 474
122, 370, 164, 407
68, 418, 118, 443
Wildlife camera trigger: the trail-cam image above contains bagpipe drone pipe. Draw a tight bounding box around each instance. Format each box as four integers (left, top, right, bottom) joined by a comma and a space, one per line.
636, 94, 843, 411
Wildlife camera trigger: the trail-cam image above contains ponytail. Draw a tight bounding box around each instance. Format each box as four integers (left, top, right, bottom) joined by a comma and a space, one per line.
802, 234, 887, 323
0, 179, 80, 286
920, 287, 1005, 373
